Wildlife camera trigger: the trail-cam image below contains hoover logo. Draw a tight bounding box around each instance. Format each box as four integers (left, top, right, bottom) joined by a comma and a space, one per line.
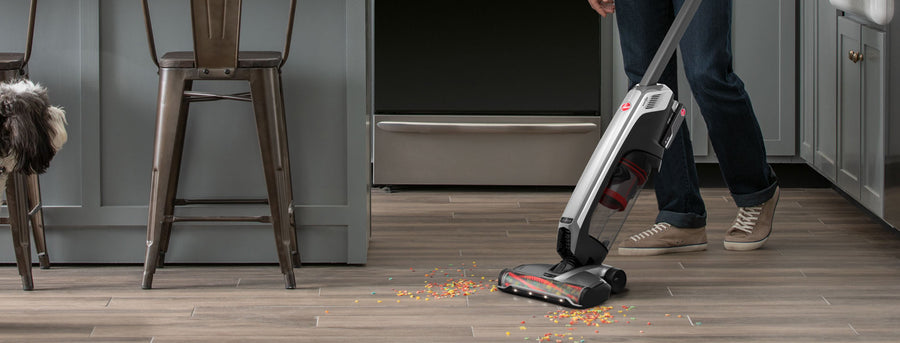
621, 102, 632, 111
680, 108, 686, 116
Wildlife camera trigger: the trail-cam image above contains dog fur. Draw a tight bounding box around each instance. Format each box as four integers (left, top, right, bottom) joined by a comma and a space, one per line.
0, 79, 67, 193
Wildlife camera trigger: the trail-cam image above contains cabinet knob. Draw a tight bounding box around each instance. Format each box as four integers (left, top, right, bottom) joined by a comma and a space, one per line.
849, 50, 864, 63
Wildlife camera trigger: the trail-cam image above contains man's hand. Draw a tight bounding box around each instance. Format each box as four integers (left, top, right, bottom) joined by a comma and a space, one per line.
588, 0, 615, 17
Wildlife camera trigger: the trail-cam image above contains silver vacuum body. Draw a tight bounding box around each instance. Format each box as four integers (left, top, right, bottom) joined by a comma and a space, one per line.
498, 84, 684, 308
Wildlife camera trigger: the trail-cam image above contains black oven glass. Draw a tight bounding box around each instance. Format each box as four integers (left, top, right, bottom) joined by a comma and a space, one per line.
375, 0, 601, 116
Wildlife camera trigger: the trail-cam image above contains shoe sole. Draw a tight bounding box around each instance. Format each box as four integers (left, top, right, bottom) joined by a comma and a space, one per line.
617, 243, 708, 256
724, 237, 768, 251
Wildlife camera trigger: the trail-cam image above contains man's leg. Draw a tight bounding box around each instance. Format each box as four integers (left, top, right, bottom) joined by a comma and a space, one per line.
616, 0, 707, 228
615, 0, 708, 256
678, 0, 779, 250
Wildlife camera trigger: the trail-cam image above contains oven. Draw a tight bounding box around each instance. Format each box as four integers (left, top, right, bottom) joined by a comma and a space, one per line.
372, 0, 605, 185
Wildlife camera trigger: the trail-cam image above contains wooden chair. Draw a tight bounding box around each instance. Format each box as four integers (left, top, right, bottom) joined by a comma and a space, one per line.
1, 0, 49, 291
140, 0, 300, 289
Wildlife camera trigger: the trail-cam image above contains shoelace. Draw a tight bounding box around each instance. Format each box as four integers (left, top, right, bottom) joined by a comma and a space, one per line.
629, 223, 670, 241
732, 206, 762, 234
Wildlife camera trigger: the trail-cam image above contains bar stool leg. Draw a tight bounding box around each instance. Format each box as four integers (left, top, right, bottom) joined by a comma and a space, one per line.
143, 69, 190, 289
272, 75, 301, 268
156, 80, 193, 269
25, 174, 49, 269
7, 174, 34, 291
249, 68, 296, 289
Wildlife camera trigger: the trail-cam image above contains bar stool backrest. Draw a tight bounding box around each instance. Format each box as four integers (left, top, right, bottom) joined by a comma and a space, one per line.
1, 0, 37, 74
23, 0, 36, 68
190, 0, 240, 70
142, 0, 297, 70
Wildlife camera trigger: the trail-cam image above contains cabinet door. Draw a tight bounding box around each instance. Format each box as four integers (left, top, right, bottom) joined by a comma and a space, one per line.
860, 26, 885, 216
799, 0, 817, 163
837, 16, 862, 200
813, 0, 839, 180
732, 0, 796, 156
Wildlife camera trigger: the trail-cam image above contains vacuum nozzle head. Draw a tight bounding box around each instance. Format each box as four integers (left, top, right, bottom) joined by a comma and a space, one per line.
499, 270, 586, 306
497, 264, 614, 308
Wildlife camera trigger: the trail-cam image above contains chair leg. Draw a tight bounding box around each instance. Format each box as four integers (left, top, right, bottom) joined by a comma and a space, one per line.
25, 174, 50, 269
7, 174, 34, 291
143, 69, 190, 289
289, 201, 301, 268
249, 68, 296, 289
272, 76, 301, 268
157, 80, 193, 269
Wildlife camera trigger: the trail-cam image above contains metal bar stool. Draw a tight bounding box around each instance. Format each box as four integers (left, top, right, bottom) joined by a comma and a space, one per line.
140, 0, 300, 289
1, 0, 49, 291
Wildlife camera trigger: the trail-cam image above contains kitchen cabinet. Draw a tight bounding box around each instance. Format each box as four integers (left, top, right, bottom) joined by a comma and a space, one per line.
836, 16, 886, 216
800, 0, 896, 226
800, 0, 840, 179
0, 0, 370, 264
860, 25, 887, 215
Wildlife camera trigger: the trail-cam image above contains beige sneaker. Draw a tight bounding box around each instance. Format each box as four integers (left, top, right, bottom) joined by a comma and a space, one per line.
724, 187, 780, 251
617, 223, 708, 256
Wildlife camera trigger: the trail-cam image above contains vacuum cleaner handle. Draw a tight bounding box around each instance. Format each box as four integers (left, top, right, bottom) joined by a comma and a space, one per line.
640, 0, 703, 86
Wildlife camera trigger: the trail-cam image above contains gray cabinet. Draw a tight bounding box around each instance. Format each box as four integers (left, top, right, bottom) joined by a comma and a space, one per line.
860, 25, 886, 215
801, 1, 888, 219
838, 17, 864, 197
728, 0, 797, 158
800, 0, 840, 178
817, 1, 841, 178
0, 0, 370, 264
836, 16, 885, 216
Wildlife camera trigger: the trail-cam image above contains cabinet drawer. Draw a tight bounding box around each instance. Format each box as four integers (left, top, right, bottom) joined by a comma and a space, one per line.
373, 115, 602, 185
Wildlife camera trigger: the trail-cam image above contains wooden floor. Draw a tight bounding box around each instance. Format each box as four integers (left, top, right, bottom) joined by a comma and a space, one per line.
2, 187, 900, 342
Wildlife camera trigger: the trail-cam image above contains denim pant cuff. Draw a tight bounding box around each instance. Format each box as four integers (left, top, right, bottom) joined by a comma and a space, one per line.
731, 180, 778, 207
656, 210, 707, 229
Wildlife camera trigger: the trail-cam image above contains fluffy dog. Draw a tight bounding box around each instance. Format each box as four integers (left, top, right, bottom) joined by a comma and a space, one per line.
0, 79, 67, 193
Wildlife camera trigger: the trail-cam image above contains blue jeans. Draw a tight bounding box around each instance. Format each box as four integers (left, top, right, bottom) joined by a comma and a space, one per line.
615, 0, 778, 228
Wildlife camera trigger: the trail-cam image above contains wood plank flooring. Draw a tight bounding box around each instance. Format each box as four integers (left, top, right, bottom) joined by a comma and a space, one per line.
2, 187, 900, 342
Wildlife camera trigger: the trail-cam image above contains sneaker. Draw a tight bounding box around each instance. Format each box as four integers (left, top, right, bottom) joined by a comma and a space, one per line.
617, 222, 708, 256
724, 187, 780, 251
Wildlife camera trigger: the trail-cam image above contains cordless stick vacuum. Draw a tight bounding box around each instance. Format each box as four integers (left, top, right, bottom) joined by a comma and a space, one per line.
498, 0, 703, 308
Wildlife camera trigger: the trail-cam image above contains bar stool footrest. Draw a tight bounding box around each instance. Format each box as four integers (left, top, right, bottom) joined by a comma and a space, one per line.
174, 198, 269, 205
167, 215, 272, 223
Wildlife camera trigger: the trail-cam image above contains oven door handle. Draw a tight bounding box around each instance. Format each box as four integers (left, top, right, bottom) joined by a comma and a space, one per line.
376, 121, 598, 134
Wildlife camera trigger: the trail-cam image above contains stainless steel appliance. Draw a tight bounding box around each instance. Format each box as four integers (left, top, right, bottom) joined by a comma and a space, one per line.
372, 0, 604, 185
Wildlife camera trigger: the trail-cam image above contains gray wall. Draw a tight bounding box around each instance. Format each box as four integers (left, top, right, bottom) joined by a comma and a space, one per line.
1, 0, 370, 264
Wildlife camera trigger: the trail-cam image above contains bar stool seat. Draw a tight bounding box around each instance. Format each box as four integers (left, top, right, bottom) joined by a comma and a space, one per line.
159, 51, 282, 68
0, 53, 25, 70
